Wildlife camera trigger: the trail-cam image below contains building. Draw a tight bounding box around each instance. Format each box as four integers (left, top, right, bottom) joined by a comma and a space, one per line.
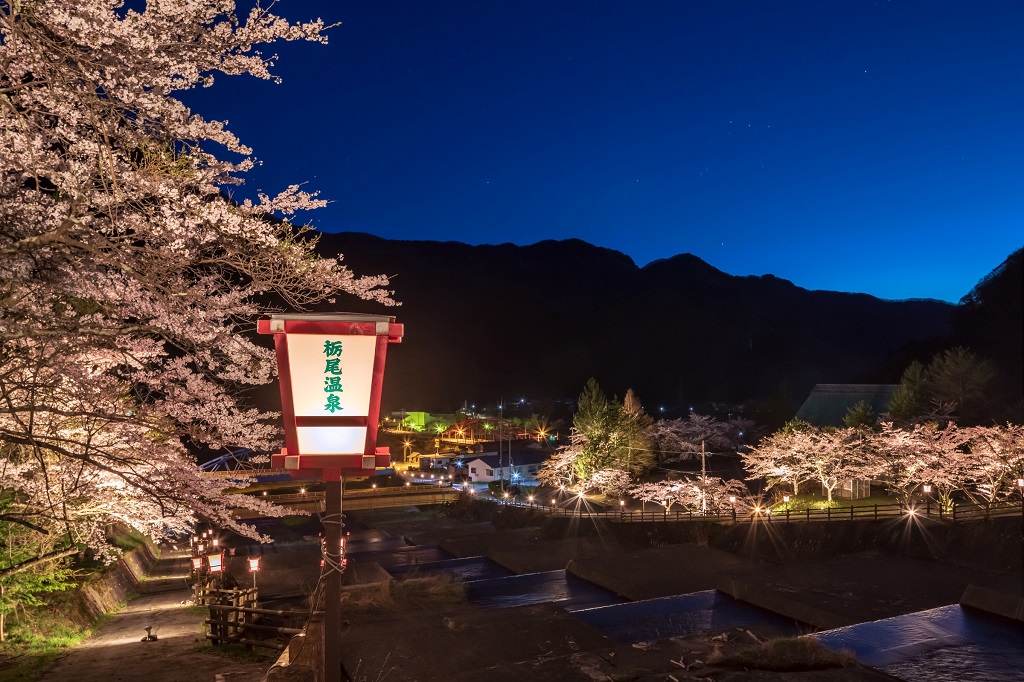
795, 384, 898, 427
462, 449, 550, 484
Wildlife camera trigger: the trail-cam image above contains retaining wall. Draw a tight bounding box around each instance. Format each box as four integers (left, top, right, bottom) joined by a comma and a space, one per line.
67, 541, 160, 625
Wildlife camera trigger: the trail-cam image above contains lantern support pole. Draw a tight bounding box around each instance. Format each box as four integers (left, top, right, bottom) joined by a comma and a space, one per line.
324, 470, 342, 682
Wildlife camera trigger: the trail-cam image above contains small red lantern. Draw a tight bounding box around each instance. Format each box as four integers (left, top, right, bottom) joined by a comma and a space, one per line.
208, 553, 224, 573
248, 557, 260, 573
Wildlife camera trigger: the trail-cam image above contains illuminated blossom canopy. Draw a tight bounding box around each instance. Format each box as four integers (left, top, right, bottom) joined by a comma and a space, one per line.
0, 1, 394, 570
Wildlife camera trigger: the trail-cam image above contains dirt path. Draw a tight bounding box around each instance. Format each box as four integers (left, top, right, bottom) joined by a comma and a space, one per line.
38, 550, 272, 682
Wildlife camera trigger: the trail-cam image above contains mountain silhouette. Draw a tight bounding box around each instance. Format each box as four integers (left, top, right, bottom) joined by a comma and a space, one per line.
312, 232, 962, 421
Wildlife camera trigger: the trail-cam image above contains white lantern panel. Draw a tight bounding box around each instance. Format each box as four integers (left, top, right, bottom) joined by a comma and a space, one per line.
297, 426, 367, 455
286, 334, 377, 417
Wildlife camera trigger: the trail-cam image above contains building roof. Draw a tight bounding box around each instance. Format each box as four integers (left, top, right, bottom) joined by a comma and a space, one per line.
795, 384, 899, 427
464, 450, 550, 468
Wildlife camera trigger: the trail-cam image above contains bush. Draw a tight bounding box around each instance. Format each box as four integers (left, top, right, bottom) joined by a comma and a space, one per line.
708, 637, 855, 670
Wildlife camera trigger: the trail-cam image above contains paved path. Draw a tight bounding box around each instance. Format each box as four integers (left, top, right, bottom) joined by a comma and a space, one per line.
39, 550, 271, 682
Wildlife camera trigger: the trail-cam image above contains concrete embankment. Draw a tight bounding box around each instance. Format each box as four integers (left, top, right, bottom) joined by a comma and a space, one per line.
67, 540, 160, 625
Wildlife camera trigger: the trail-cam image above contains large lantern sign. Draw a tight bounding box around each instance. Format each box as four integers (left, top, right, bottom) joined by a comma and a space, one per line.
257, 313, 403, 479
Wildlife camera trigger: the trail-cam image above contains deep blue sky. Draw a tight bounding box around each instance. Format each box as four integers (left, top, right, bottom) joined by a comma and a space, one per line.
185, 1, 1023, 302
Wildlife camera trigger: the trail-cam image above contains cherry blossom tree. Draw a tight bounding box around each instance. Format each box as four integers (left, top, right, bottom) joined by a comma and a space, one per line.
911, 422, 973, 513
0, 0, 394, 578
741, 422, 815, 495
865, 422, 930, 505
961, 424, 1024, 517
743, 425, 869, 504
587, 468, 633, 497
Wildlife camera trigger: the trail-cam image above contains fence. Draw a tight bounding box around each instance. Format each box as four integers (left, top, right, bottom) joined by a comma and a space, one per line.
267, 485, 460, 511
205, 588, 308, 651
489, 496, 1023, 525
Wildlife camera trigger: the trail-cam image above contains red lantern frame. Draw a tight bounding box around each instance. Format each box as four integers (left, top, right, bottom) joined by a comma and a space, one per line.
258, 313, 403, 480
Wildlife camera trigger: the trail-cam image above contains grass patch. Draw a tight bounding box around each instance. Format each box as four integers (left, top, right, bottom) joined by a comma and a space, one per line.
708, 636, 856, 671
770, 493, 898, 513
0, 613, 93, 682
342, 574, 465, 613
193, 640, 278, 662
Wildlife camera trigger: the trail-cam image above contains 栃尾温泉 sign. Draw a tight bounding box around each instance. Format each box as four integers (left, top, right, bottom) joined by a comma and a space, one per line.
286, 333, 378, 455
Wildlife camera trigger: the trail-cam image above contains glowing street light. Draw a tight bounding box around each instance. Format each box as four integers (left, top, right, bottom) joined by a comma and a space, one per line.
207, 553, 224, 573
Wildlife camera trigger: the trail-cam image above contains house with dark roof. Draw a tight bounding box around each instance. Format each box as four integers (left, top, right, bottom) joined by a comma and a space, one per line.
795, 384, 898, 427
794, 384, 898, 499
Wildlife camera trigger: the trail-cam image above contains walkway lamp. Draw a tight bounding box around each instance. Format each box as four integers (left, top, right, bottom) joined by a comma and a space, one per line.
248, 557, 260, 589
207, 552, 224, 573
191, 556, 203, 573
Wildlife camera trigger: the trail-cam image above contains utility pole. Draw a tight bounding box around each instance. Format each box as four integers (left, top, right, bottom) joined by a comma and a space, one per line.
498, 400, 504, 494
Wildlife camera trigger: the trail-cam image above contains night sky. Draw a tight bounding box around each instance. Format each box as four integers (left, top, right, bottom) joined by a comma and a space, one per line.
184, 1, 1024, 303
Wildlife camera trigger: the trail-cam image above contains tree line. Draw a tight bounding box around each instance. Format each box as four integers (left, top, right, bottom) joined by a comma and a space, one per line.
539, 375, 1024, 516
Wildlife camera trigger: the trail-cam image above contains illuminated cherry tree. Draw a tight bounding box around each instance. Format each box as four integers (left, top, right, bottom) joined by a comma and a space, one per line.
864, 422, 930, 505
960, 424, 1024, 516
0, 0, 394, 576
743, 425, 869, 503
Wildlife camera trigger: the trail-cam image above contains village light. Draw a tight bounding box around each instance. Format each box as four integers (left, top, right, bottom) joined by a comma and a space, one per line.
620, 500, 625, 506
783, 495, 790, 504
729, 495, 736, 503
196, 543, 205, 553
371, 483, 377, 489
191, 556, 203, 572
923, 484, 932, 493
405, 481, 411, 487
212, 538, 219, 547
208, 553, 224, 573
300, 487, 306, 494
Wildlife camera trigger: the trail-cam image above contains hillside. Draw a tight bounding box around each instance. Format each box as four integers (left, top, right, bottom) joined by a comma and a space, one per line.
312, 232, 955, 418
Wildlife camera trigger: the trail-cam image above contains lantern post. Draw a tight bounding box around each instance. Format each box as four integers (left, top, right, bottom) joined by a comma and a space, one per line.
258, 313, 403, 682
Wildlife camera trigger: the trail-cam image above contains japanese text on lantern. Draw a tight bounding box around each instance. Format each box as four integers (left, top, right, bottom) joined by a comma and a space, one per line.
323, 340, 343, 413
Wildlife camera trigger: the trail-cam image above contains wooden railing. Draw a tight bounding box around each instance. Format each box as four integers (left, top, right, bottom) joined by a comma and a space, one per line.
488, 497, 1024, 525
